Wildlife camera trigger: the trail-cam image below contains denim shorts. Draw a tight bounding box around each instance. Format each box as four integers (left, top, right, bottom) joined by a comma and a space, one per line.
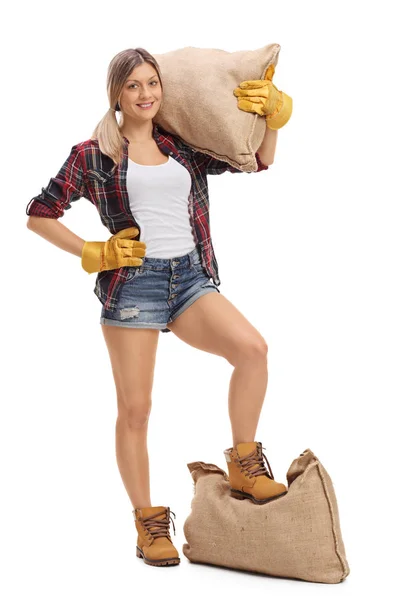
99, 246, 220, 333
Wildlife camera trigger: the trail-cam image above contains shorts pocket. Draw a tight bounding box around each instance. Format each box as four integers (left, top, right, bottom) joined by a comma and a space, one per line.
125, 265, 143, 281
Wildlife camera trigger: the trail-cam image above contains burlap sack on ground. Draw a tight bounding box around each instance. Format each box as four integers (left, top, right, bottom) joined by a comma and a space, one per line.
153, 44, 281, 172
182, 449, 350, 584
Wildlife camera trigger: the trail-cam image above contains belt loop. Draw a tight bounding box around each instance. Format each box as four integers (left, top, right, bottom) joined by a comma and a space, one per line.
194, 246, 201, 266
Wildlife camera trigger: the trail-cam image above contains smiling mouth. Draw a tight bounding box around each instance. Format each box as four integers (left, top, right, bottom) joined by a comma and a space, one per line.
137, 102, 154, 107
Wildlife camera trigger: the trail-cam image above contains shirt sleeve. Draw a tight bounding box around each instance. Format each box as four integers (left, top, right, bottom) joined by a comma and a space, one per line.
191, 148, 269, 175
26, 144, 88, 219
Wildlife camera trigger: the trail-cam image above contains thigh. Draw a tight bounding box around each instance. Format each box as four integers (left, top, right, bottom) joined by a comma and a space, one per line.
101, 325, 160, 406
167, 292, 267, 364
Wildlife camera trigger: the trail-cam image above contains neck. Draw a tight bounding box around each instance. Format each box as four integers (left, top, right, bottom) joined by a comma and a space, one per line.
121, 120, 155, 143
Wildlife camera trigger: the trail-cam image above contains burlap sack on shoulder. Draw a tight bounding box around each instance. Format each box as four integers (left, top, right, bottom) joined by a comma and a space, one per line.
182, 449, 350, 584
153, 44, 281, 172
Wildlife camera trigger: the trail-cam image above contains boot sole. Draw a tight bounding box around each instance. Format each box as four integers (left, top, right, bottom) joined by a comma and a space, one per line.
136, 546, 180, 566
230, 488, 288, 504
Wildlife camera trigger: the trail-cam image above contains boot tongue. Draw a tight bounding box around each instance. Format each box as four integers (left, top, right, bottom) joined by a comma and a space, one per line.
140, 505, 168, 520
139, 506, 169, 536
236, 441, 259, 457
236, 442, 262, 474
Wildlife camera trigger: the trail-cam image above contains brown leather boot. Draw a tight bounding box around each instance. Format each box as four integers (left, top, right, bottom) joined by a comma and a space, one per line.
224, 441, 288, 504
133, 506, 180, 566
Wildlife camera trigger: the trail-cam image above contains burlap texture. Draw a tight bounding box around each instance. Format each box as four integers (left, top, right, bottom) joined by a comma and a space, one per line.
182, 449, 350, 584
153, 44, 281, 172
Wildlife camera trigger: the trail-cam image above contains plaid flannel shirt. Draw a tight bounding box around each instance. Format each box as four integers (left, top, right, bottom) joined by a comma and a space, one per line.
26, 123, 269, 311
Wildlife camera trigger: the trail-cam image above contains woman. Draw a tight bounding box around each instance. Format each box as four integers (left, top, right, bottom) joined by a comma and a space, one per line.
26, 47, 289, 568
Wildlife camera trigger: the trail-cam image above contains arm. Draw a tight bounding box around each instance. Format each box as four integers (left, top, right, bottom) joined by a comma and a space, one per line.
26, 144, 88, 219
26, 144, 146, 274
256, 127, 277, 165
26, 143, 88, 257
27, 217, 85, 257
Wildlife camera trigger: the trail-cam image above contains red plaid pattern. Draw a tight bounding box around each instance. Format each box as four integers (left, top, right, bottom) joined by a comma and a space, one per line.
26, 124, 269, 310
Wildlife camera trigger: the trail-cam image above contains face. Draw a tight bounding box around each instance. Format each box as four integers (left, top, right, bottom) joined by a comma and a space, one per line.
119, 62, 162, 121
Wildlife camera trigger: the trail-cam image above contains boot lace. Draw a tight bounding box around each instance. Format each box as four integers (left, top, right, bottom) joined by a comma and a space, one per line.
235, 445, 274, 480
142, 509, 176, 542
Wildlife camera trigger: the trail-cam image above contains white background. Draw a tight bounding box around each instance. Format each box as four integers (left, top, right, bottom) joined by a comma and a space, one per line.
2, 0, 399, 597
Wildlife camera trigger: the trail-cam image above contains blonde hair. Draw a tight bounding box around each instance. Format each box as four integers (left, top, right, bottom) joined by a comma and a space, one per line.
91, 48, 163, 165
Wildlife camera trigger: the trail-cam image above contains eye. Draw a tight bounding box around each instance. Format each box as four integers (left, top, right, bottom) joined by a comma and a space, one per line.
128, 81, 158, 89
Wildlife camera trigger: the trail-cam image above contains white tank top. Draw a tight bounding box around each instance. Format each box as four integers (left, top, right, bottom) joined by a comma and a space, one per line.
126, 155, 196, 258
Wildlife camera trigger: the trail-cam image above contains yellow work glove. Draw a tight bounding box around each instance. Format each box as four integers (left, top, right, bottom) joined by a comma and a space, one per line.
81, 227, 146, 274
233, 64, 292, 130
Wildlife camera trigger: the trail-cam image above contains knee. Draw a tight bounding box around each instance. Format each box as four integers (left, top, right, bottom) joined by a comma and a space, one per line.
229, 337, 268, 366
117, 398, 152, 429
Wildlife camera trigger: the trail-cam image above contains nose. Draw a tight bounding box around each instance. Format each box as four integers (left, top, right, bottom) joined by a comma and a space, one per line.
139, 85, 154, 100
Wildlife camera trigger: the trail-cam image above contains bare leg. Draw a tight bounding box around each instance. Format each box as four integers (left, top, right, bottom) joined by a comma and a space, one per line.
228, 352, 268, 446
115, 416, 151, 508
167, 292, 269, 445
101, 325, 160, 508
